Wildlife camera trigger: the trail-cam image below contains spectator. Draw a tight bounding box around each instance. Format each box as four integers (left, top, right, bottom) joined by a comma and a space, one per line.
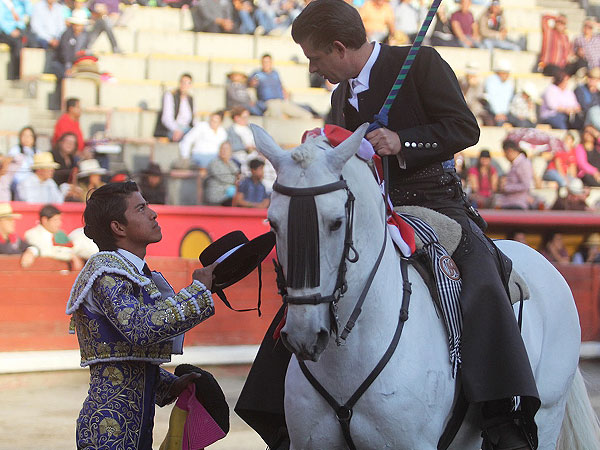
574, 124, 600, 186
572, 232, 600, 264
575, 67, 600, 130
71, 158, 106, 202
16, 152, 64, 203
225, 68, 262, 116
139, 162, 167, 205
573, 17, 600, 71
541, 136, 576, 188
190, 0, 235, 33
154, 73, 196, 142
87, 0, 121, 53
24, 204, 83, 270
0, 156, 12, 201
459, 62, 493, 125
0, 203, 37, 267
30, 0, 65, 50
204, 141, 239, 205
52, 132, 80, 186
393, 0, 425, 43
483, 58, 515, 126
179, 111, 228, 170
551, 177, 591, 211
508, 82, 538, 128
68, 226, 98, 260
540, 231, 570, 263
232, 0, 277, 35
467, 149, 498, 208
50, 10, 90, 79
450, 0, 482, 48
227, 106, 256, 154
478, 0, 521, 51
430, 4, 459, 47
6, 126, 40, 193
359, 0, 395, 43
538, 13, 572, 76
506, 229, 527, 244
52, 98, 85, 153
248, 54, 313, 118
496, 139, 534, 209
539, 70, 583, 129
232, 158, 269, 208
0, 0, 25, 79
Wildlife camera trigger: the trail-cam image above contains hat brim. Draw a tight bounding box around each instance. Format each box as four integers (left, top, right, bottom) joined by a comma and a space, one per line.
208, 231, 275, 291
78, 169, 107, 177
0, 213, 21, 219
32, 163, 60, 169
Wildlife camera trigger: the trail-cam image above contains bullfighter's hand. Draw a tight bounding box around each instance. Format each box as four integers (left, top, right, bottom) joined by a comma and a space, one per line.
168, 372, 201, 399
193, 261, 218, 290
366, 128, 401, 156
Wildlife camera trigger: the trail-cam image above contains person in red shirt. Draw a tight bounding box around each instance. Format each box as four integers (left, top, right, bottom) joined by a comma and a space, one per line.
467, 149, 498, 208
538, 14, 573, 76
52, 97, 85, 153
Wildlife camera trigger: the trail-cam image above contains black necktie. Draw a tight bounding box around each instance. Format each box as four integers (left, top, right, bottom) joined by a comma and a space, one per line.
142, 263, 152, 278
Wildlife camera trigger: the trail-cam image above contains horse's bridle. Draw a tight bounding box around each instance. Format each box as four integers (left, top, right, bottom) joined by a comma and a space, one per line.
272, 176, 386, 344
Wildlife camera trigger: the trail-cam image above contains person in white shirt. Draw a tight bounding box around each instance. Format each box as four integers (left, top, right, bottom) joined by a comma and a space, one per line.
179, 110, 227, 169
30, 0, 66, 49
16, 152, 64, 204
155, 73, 196, 142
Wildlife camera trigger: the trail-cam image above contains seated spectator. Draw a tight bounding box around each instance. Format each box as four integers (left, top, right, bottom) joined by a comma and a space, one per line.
360, 0, 394, 43
24, 204, 83, 270
0, 0, 25, 79
233, 0, 276, 35
450, 0, 482, 48
249, 54, 313, 118
3, 127, 40, 197
225, 69, 262, 116
574, 67, 600, 130
30, 0, 65, 50
541, 137, 576, 188
52, 132, 80, 186
430, 4, 459, 47
483, 58, 515, 126
254, 0, 300, 36
539, 70, 583, 130
68, 226, 99, 260
478, 0, 521, 51
459, 62, 493, 126
49, 10, 90, 80
0, 203, 36, 267
551, 177, 591, 211
86, 0, 121, 53
154, 73, 196, 142
190, 0, 235, 33
16, 152, 64, 204
179, 111, 228, 170
467, 149, 498, 208
572, 17, 600, 73
52, 98, 85, 153
506, 229, 527, 244
540, 231, 570, 263
139, 162, 167, 205
0, 156, 12, 201
204, 141, 239, 206
393, 0, 425, 43
496, 139, 534, 209
538, 14, 573, 76
572, 232, 600, 264
69, 158, 106, 202
232, 158, 269, 208
574, 125, 600, 186
508, 82, 538, 128
227, 106, 256, 154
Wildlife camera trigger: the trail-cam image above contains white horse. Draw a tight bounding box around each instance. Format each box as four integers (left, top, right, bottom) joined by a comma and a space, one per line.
251, 122, 600, 450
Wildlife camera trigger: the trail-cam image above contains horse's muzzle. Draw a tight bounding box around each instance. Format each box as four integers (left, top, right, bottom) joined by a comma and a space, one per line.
280, 328, 330, 361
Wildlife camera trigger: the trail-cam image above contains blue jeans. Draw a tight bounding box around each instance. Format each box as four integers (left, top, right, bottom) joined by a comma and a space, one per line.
542, 169, 568, 187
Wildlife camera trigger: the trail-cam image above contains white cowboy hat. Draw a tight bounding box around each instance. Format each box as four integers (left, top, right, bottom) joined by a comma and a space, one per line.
0, 203, 21, 219
31, 152, 60, 170
78, 159, 107, 178
493, 58, 512, 73
67, 10, 90, 25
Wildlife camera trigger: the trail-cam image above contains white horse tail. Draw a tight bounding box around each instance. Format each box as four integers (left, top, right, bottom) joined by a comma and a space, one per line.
556, 366, 600, 450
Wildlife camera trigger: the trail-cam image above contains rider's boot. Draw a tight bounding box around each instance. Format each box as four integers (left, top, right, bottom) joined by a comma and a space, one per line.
481, 399, 535, 450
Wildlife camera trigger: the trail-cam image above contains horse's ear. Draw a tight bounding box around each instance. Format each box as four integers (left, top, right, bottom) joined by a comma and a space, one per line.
250, 124, 285, 170
326, 122, 370, 173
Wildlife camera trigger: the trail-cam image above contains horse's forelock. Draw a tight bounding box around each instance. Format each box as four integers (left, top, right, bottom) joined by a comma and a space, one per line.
291, 136, 331, 169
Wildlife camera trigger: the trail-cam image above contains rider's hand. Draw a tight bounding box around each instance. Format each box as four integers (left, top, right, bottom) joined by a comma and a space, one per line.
366, 128, 402, 156
193, 261, 218, 290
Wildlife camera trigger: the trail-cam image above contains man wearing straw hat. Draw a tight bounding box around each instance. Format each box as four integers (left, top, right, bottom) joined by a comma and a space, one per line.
15, 152, 63, 204
0, 203, 37, 267
237, 1, 539, 449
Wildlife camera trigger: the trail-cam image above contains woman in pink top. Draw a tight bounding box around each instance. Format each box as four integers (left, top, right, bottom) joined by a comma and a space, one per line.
575, 124, 600, 186
539, 70, 583, 129
467, 149, 498, 208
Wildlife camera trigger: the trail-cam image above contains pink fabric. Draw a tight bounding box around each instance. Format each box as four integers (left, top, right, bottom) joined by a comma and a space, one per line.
176, 384, 226, 449
574, 143, 599, 177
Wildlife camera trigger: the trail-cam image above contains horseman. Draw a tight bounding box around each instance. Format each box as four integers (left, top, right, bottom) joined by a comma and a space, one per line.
236, 1, 540, 449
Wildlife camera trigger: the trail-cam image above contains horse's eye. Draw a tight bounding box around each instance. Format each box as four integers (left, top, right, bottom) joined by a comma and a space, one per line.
330, 219, 343, 232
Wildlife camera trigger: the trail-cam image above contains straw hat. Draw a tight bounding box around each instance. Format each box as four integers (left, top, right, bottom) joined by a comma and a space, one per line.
77, 159, 107, 178
493, 58, 512, 73
584, 233, 600, 247
227, 67, 248, 79
0, 203, 21, 219
67, 10, 90, 25
31, 152, 60, 170
465, 62, 480, 75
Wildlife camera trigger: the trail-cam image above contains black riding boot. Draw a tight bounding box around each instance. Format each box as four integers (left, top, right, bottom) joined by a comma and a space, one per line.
481, 399, 535, 450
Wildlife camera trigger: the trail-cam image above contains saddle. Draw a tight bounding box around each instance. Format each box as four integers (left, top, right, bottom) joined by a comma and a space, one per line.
395, 206, 530, 306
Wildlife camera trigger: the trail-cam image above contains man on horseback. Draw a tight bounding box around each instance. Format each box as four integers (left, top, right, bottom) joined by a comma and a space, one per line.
236, 1, 539, 449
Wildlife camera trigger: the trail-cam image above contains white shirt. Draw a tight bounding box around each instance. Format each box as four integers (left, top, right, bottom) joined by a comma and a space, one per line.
161, 91, 195, 133
179, 122, 228, 159
16, 173, 64, 204
348, 41, 381, 111
232, 123, 255, 149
